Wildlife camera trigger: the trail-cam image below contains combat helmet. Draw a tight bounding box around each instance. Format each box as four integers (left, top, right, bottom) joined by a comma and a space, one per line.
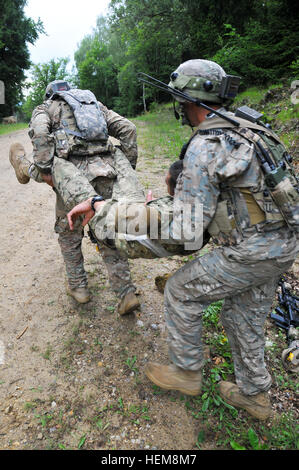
169, 59, 229, 104
44, 80, 71, 100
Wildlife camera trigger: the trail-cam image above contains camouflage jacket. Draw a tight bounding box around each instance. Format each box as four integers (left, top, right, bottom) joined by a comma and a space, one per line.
28, 95, 138, 174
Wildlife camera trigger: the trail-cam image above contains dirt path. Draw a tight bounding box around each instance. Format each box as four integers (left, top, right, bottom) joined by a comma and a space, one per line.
0, 129, 198, 450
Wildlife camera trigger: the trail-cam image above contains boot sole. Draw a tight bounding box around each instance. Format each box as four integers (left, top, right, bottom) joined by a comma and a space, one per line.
145, 368, 201, 396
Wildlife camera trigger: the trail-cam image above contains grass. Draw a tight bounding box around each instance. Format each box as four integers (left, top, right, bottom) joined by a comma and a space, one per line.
234, 83, 283, 107
234, 86, 267, 106
0, 122, 28, 135
232, 84, 299, 161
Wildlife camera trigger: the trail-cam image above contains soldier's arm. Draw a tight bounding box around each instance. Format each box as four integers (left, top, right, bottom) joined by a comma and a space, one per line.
169, 138, 220, 244
99, 102, 138, 169
28, 104, 55, 174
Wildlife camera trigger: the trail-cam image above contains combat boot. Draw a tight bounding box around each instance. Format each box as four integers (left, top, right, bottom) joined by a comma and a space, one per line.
145, 362, 202, 396
9, 143, 30, 184
67, 286, 90, 304
219, 381, 271, 420
118, 291, 140, 315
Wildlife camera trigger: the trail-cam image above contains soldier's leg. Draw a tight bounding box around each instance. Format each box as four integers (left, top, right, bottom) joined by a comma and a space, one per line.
220, 277, 279, 395
9, 143, 43, 183
55, 191, 90, 303
164, 255, 226, 371
163, 249, 291, 373
111, 147, 145, 203
53, 156, 139, 312
28, 164, 44, 183
145, 247, 293, 405
58, 229, 87, 288
91, 158, 140, 313
97, 241, 136, 298
52, 157, 97, 209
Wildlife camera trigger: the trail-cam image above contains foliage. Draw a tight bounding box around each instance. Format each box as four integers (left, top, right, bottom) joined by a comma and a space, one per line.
0, 0, 44, 117
2, 0, 298, 118
77, 41, 118, 110
72, 0, 298, 116
21, 57, 73, 121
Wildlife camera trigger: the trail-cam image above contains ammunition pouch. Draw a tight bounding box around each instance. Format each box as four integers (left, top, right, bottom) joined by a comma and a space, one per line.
208, 190, 268, 246
54, 128, 69, 159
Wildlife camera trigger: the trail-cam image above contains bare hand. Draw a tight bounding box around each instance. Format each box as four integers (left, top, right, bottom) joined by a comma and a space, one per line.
67, 198, 94, 230
67, 198, 106, 230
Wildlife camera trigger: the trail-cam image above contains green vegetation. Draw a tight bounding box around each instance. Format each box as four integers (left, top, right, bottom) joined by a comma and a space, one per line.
0, 0, 44, 118
0, 122, 28, 135
134, 104, 190, 162
21, 58, 73, 122
74, 0, 298, 116
4, 1, 296, 119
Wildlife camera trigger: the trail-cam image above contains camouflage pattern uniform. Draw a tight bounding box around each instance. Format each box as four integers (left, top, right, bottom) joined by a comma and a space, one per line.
28, 95, 138, 298
164, 109, 298, 396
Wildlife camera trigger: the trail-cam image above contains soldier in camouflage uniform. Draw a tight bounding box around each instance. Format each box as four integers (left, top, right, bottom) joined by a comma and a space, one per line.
66, 61, 298, 420
52, 146, 199, 259
18, 68, 298, 420
64, 61, 299, 419
142, 59, 299, 420
9, 80, 140, 314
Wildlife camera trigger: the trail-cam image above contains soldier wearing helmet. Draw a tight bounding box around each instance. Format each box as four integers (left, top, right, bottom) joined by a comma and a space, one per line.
31, 61, 298, 420
142, 59, 298, 420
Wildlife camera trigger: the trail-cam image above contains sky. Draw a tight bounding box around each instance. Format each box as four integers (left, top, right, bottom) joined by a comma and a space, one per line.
24, 0, 111, 69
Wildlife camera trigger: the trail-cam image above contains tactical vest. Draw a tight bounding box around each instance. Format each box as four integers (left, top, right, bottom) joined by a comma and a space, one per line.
185, 114, 299, 243
46, 89, 113, 158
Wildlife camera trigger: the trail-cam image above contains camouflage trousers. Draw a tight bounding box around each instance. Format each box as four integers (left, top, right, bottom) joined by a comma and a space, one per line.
29, 152, 136, 298
164, 226, 298, 395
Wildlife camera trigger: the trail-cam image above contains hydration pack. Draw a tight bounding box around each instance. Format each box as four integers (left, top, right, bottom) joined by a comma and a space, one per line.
53, 89, 108, 142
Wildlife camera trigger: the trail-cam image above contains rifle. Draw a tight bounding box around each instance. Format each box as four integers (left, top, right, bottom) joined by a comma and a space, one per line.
270, 277, 299, 372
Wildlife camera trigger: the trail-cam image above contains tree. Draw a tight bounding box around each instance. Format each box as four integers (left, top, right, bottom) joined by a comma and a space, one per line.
73, 0, 299, 116
0, 0, 44, 117
77, 41, 118, 109
211, 1, 299, 86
